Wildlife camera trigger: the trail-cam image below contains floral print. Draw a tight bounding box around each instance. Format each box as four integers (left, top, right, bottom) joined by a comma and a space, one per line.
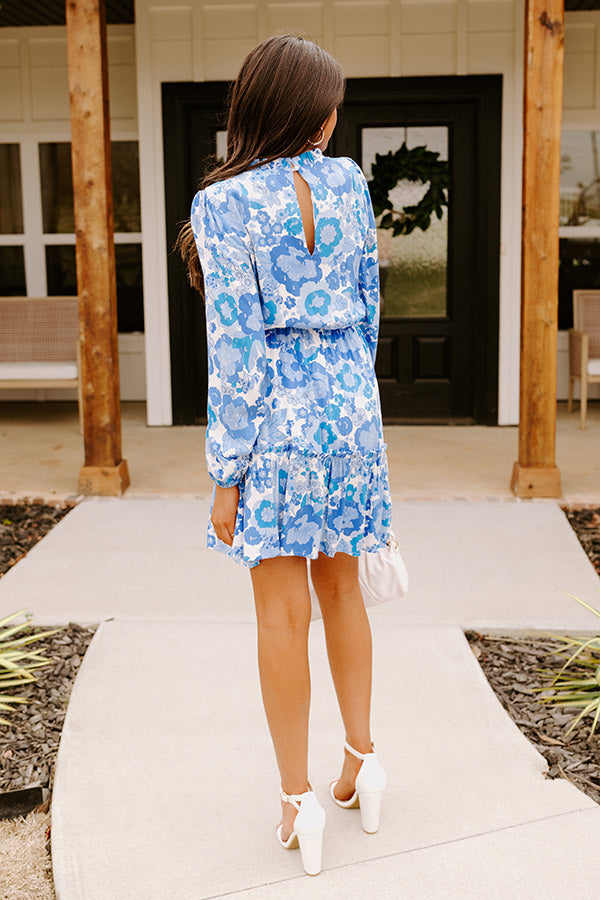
191, 146, 392, 568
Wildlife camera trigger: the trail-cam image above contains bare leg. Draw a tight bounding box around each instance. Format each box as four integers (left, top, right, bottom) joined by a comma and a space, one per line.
309, 551, 373, 800
250, 555, 312, 840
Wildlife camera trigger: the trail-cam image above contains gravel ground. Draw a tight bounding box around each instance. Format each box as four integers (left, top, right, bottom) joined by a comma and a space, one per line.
0, 502, 599, 809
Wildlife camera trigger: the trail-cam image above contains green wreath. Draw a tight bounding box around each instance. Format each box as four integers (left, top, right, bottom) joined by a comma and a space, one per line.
367, 142, 450, 236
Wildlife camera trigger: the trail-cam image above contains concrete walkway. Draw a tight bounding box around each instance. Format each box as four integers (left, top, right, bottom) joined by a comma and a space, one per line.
4, 497, 599, 631
1, 497, 600, 896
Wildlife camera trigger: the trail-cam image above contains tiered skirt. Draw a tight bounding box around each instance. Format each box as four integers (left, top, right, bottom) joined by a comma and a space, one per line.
206, 323, 393, 568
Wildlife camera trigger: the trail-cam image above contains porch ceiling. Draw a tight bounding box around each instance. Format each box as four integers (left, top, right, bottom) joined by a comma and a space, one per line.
0, 0, 134, 27
0, 1, 598, 28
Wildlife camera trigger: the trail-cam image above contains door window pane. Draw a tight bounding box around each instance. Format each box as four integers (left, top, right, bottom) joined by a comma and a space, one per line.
40, 141, 141, 233
0, 246, 26, 295
362, 126, 449, 318
0, 144, 24, 234
45, 243, 144, 332
560, 131, 600, 229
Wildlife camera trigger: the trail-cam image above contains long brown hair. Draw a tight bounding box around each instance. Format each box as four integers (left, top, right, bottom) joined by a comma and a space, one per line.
174, 33, 345, 293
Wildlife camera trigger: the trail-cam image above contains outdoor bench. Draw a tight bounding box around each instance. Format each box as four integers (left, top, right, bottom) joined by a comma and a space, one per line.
0, 297, 83, 433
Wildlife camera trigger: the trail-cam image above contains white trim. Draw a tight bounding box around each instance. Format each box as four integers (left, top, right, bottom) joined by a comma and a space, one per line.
135, 0, 174, 425
561, 120, 600, 131
114, 233, 143, 243
40, 232, 143, 243
495, 0, 524, 425
20, 137, 46, 296
559, 226, 600, 239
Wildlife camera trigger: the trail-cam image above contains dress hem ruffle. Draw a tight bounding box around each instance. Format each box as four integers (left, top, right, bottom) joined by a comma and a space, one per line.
206, 533, 393, 569
206, 441, 393, 569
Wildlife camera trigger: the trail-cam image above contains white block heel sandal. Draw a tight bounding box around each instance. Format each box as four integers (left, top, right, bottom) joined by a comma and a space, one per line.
276, 780, 326, 876
329, 739, 388, 833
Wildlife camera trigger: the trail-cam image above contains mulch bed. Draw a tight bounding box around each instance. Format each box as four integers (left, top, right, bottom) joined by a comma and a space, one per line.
562, 506, 600, 576
466, 504, 600, 806
0, 620, 98, 799
0, 504, 72, 577
0, 501, 599, 812
0, 502, 98, 805
465, 631, 600, 805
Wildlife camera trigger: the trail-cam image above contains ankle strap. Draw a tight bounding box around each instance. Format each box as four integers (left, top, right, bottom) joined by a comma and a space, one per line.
281, 780, 313, 809
344, 738, 375, 760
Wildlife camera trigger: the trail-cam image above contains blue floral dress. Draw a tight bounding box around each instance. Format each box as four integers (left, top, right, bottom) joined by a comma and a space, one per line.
190, 146, 392, 568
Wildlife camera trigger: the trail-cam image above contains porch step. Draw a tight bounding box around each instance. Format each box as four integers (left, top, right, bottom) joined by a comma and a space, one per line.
50, 619, 600, 898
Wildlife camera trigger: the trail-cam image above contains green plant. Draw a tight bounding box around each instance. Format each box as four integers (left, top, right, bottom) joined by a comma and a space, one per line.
533, 592, 600, 738
0, 609, 64, 727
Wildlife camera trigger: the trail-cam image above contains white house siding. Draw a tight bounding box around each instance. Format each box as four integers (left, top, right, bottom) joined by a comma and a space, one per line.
0, 24, 146, 402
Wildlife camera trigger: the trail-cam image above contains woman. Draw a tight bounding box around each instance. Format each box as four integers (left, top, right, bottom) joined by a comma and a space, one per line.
177, 33, 392, 877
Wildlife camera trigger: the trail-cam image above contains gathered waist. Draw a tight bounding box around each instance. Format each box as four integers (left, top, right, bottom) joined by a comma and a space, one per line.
265, 322, 363, 336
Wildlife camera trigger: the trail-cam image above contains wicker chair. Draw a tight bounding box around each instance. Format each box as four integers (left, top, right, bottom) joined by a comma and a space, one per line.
568, 289, 600, 429
0, 297, 83, 434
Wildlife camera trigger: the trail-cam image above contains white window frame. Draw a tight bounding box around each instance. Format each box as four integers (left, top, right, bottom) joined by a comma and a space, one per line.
0, 132, 142, 302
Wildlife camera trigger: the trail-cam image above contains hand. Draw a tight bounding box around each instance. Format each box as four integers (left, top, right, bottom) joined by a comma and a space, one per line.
211, 483, 240, 546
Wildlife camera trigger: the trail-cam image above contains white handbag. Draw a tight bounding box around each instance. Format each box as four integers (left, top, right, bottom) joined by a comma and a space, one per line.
308, 529, 409, 621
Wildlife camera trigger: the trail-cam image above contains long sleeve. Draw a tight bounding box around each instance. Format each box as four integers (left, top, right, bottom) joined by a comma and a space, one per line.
353, 163, 381, 366
191, 187, 268, 487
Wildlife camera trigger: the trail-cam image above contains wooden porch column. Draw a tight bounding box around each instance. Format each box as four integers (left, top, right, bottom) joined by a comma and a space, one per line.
510, 0, 563, 498
66, 0, 130, 495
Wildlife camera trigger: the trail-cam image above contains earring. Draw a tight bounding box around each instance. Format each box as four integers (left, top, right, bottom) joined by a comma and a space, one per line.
307, 126, 325, 146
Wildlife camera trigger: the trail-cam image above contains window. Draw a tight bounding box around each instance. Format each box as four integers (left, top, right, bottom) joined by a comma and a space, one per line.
559, 130, 600, 328
560, 130, 600, 230
0, 246, 26, 295
45, 243, 143, 332
38, 140, 144, 331
0, 144, 23, 234
0, 144, 26, 295
558, 238, 600, 330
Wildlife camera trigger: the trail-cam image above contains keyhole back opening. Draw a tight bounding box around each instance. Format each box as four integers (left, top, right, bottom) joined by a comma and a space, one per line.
291, 168, 316, 257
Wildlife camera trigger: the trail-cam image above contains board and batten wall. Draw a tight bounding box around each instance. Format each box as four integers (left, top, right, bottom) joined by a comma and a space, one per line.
0, 23, 146, 402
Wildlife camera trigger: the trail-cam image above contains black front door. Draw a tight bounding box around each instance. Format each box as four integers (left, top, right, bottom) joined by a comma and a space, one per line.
162, 81, 227, 426
332, 76, 501, 423
162, 75, 501, 425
